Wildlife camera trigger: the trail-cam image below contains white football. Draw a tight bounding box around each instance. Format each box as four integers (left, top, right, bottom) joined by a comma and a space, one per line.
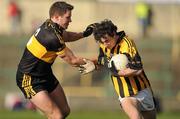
110, 54, 129, 70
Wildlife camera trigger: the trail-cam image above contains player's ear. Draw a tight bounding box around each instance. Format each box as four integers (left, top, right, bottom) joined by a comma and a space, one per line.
52, 13, 61, 20
55, 15, 61, 20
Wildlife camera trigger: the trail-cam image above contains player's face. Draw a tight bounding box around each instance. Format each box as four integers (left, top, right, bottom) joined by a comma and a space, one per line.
100, 34, 117, 49
56, 10, 72, 29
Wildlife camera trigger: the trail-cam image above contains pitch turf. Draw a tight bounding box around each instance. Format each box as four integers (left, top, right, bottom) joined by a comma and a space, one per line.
0, 110, 180, 119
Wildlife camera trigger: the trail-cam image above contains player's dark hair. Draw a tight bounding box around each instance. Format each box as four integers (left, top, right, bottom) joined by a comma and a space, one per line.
49, 1, 74, 18
93, 19, 117, 42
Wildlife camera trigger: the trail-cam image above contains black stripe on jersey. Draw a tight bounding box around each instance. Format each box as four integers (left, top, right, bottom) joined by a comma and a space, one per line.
118, 31, 126, 39
116, 45, 120, 54
142, 71, 151, 86
105, 47, 108, 53
18, 48, 52, 76
117, 76, 125, 97
98, 48, 105, 65
35, 30, 61, 51
111, 46, 116, 54
134, 76, 141, 91
124, 77, 134, 96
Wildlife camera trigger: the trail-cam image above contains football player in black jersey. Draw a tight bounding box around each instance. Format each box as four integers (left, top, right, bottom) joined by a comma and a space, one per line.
16, 1, 95, 119
79, 19, 156, 119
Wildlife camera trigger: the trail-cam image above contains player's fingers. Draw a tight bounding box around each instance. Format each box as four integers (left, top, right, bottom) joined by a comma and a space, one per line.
82, 58, 88, 63
79, 65, 86, 68
78, 68, 85, 71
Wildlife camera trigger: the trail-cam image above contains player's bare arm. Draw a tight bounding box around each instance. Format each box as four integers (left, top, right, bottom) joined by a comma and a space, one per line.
63, 31, 84, 42
58, 47, 85, 66
63, 23, 97, 42
58, 48, 96, 74
118, 68, 142, 77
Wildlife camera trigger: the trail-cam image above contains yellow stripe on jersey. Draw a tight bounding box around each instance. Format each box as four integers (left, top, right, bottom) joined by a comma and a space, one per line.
27, 35, 47, 59
27, 35, 64, 63
41, 51, 57, 63
56, 48, 66, 55
100, 44, 111, 58
119, 38, 129, 54
112, 76, 120, 96
120, 37, 137, 58
121, 77, 130, 97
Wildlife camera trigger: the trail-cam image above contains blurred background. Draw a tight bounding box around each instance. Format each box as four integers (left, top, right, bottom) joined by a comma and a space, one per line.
0, 0, 180, 118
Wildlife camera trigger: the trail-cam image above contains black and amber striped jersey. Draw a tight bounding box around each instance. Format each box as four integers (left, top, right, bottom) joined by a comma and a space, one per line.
18, 19, 66, 76
98, 31, 151, 98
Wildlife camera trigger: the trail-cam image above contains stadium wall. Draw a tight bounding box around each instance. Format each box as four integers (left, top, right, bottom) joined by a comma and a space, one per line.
0, 0, 180, 38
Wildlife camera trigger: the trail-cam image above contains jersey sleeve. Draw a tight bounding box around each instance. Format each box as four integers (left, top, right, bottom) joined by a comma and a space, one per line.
120, 37, 143, 69
30, 26, 67, 62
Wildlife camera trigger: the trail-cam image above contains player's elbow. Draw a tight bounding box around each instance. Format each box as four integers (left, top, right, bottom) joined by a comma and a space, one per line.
70, 59, 77, 65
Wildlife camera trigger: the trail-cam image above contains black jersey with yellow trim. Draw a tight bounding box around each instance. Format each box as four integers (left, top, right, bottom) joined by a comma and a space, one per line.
97, 31, 152, 98
18, 19, 66, 76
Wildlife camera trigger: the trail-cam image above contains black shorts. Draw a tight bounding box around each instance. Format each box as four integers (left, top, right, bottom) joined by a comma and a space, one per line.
16, 70, 59, 99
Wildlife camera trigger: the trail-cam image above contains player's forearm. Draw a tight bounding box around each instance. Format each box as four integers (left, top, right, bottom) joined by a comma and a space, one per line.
59, 47, 86, 66
70, 58, 86, 67
118, 68, 142, 76
61, 56, 86, 67
63, 31, 84, 42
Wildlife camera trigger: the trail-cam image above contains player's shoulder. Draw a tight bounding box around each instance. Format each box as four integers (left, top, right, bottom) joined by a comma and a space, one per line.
120, 35, 134, 46
40, 21, 56, 35
32, 23, 63, 50
36, 21, 60, 42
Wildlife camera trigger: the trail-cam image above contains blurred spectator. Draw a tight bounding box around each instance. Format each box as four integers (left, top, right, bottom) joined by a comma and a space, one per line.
4, 92, 24, 111
135, 1, 153, 38
7, 0, 22, 35
4, 92, 36, 111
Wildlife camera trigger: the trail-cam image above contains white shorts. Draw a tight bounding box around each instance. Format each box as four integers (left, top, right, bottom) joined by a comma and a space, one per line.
119, 88, 155, 111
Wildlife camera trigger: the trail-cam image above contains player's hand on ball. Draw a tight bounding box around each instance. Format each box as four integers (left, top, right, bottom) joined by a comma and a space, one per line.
108, 61, 119, 76
83, 23, 97, 37
79, 59, 95, 74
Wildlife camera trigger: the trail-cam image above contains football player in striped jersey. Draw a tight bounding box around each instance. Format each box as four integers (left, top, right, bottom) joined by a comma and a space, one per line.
16, 1, 95, 119
80, 19, 156, 119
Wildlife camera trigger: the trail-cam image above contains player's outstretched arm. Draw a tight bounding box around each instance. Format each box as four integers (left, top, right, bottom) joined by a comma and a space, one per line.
63, 31, 84, 42
57, 47, 96, 74
63, 23, 97, 42
58, 47, 85, 66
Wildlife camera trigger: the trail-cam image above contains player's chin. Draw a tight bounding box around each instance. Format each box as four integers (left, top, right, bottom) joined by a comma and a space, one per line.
64, 26, 68, 29
65, 24, 69, 28
63, 25, 68, 29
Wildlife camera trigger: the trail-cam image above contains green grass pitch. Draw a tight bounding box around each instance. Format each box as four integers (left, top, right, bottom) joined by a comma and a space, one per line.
0, 110, 180, 119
